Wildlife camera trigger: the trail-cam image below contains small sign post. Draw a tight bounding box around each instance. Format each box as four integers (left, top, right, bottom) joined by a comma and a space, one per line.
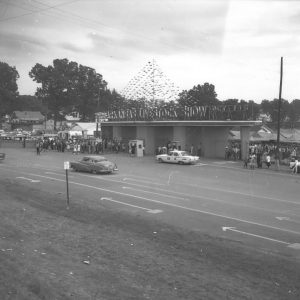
64, 161, 70, 209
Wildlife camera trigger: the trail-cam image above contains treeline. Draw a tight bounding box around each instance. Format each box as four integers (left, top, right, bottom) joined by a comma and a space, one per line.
1, 60, 300, 128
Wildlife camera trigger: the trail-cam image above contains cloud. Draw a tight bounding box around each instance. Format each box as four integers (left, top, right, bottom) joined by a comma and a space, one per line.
0, 31, 49, 63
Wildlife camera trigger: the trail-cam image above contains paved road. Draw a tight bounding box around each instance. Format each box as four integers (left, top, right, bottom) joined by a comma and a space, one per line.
1, 148, 300, 259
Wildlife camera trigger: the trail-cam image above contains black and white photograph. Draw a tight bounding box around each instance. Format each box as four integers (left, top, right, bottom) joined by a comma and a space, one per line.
0, 0, 300, 299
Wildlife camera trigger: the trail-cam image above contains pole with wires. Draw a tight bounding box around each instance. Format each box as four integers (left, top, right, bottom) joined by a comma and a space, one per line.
275, 57, 283, 170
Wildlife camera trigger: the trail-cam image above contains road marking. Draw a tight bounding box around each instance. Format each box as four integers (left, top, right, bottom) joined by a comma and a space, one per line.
192, 163, 208, 167
100, 197, 163, 214
222, 227, 290, 245
288, 243, 300, 249
122, 186, 190, 201
276, 216, 291, 221
20, 173, 300, 236
2, 167, 299, 237
182, 182, 300, 205
16, 177, 40, 183
123, 177, 165, 186
45, 171, 74, 178
40, 167, 299, 207
167, 171, 178, 185
4, 166, 299, 216
276, 216, 300, 224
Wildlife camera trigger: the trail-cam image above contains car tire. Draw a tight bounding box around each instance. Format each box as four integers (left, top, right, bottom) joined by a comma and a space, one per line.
178, 161, 183, 165
158, 158, 163, 163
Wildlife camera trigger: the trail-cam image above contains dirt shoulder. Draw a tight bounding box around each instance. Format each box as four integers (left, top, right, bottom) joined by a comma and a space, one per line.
0, 178, 299, 300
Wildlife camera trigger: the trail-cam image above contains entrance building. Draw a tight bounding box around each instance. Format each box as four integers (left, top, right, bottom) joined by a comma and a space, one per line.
101, 120, 261, 159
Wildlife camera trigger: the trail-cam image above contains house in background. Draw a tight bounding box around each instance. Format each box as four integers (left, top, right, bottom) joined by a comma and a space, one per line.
10, 111, 44, 130
67, 122, 97, 138
228, 124, 292, 144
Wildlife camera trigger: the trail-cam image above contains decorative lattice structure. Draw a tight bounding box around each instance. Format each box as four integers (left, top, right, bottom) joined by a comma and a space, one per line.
121, 60, 181, 102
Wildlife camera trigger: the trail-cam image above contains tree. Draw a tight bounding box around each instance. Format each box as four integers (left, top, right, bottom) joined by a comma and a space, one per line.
261, 98, 290, 124
13, 95, 45, 112
29, 59, 80, 129
287, 99, 300, 127
0, 62, 19, 116
177, 82, 219, 107
75, 65, 107, 121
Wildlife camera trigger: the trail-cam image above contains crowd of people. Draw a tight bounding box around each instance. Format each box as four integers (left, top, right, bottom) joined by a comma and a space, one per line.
35, 137, 129, 155
226, 142, 299, 172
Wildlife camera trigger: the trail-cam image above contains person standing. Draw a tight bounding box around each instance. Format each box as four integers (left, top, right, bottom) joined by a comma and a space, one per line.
292, 159, 299, 174
266, 153, 271, 168
249, 154, 256, 169
36, 140, 41, 155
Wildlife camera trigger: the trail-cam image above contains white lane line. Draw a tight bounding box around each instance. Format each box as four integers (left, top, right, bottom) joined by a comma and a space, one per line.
100, 197, 163, 214
45, 171, 74, 178
74, 170, 300, 206
16, 177, 40, 183
181, 182, 300, 205
3, 165, 299, 212
192, 163, 208, 167
122, 186, 190, 201
20, 172, 300, 236
123, 177, 165, 186
119, 174, 161, 181
167, 171, 178, 185
27, 165, 297, 207
275, 216, 300, 224
222, 227, 290, 245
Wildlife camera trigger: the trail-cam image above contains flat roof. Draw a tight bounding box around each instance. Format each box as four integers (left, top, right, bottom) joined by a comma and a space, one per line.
101, 120, 262, 127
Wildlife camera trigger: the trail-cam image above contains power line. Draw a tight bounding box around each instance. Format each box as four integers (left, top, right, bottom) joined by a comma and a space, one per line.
0, 0, 82, 22
1, 0, 191, 53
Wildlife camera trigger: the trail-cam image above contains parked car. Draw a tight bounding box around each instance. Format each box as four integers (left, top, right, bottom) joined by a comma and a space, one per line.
0, 153, 5, 161
70, 155, 118, 174
156, 150, 199, 165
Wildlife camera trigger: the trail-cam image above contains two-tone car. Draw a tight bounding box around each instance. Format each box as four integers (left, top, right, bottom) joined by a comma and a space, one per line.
70, 155, 118, 174
156, 150, 199, 165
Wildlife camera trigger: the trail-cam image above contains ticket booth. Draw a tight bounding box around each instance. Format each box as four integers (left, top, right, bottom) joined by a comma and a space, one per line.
129, 139, 144, 157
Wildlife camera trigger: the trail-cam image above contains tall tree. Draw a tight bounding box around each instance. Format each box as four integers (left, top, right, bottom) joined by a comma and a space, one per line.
177, 82, 219, 107
287, 99, 300, 127
261, 98, 290, 124
29, 59, 79, 129
0, 62, 19, 116
14, 95, 45, 112
76, 65, 107, 121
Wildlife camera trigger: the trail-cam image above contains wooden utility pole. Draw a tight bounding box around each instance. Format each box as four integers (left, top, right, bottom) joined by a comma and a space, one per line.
275, 57, 283, 170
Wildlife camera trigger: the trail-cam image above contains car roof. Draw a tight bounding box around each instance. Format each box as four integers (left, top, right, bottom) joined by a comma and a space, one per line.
83, 155, 106, 160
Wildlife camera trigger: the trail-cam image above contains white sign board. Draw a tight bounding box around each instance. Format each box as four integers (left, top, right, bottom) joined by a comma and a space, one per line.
64, 161, 70, 170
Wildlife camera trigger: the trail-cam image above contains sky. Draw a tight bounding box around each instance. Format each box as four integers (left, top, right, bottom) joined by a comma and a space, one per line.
1, 0, 300, 103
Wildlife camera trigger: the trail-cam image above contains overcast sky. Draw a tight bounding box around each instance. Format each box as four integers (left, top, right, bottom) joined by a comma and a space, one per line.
1, 0, 300, 103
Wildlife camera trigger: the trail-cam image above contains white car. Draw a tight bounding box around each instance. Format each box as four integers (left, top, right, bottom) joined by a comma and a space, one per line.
156, 150, 199, 165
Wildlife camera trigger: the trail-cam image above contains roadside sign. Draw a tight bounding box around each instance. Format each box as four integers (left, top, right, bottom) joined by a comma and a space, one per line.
64, 161, 70, 170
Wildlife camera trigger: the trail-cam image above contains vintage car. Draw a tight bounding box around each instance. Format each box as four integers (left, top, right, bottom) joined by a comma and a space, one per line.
0, 153, 5, 161
156, 150, 199, 165
70, 155, 118, 174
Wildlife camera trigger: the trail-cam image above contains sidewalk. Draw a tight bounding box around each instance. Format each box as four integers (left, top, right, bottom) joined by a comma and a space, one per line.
199, 156, 294, 175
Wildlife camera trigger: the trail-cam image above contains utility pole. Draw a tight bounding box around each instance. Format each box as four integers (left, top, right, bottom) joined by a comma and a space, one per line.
275, 57, 283, 170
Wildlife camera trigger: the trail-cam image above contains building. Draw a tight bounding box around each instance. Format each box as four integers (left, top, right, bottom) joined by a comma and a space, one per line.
101, 120, 261, 159
10, 111, 44, 130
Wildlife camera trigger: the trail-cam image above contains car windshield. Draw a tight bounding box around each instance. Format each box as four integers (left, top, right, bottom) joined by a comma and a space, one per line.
94, 158, 107, 163
180, 151, 190, 156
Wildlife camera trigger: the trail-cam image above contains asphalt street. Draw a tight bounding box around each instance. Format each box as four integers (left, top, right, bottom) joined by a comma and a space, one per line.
1, 148, 300, 260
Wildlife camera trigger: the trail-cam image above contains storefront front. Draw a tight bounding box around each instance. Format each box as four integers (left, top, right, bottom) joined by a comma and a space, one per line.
101, 120, 261, 160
